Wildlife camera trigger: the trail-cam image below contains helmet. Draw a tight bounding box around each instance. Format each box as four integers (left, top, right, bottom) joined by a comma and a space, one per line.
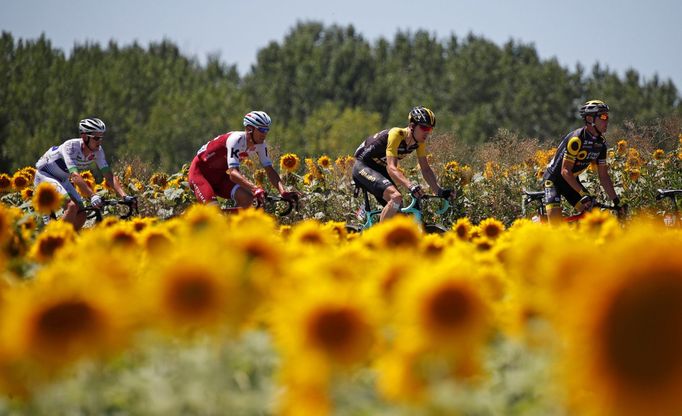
243, 111, 272, 129
408, 106, 436, 127
579, 100, 609, 119
79, 118, 106, 135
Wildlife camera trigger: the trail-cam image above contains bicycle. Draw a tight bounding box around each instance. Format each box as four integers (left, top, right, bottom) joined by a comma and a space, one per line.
346, 185, 451, 234
221, 194, 298, 217
521, 189, 627, 223
79, 197, 140, 223
655, 188, 682, 227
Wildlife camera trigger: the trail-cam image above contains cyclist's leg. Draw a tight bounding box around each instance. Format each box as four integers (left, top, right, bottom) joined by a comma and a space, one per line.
352, 161, 397, 221
544, 179, 563, 226
188, 158, 218, 204
230, 184, 253, 208
35, 170, 85, 229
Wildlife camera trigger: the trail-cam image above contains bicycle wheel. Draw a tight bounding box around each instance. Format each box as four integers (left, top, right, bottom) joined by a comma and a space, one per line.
345, 224, 362, 234
424, 224, 448, 234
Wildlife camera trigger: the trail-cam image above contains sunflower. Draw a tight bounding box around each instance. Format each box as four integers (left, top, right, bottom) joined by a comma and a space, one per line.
288, 219, 336, 247
279, 153, 301, 173
559, 234, 682, 416
19, 166, 36, 182
11, 172, 30, 191
616, 139, 628, 156
140, 249, 247, 333
32, 182, 63, 214
140, 227, 174, 254
317, 155, 332, 170
20, 187, 33, 201
0, 173, 12, 193
29, 221, 76, 262
478, 218, 505, 240
149, 172, 169, 188
451, 217, 473, 241
0, 205, 13, 246
627, 167, 641, 182
366, 216, 422, 250
0, 270, 130, 370
652, 149, 665, 160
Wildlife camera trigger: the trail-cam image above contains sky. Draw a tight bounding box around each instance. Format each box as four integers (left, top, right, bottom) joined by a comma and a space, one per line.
2, 0, 681, 90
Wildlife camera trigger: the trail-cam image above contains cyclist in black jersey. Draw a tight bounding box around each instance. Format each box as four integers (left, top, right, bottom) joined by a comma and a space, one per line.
352, 106, 454, 222
543, 100, 623, 225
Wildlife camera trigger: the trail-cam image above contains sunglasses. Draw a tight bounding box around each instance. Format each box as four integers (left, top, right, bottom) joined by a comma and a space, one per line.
419, 125, 433, 132
598, 113, 609, 121
87, 134, 104, 141
256, 127, 270, 134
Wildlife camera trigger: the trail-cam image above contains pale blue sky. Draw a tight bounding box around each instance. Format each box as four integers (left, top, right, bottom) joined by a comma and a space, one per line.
2, 0, 681, 90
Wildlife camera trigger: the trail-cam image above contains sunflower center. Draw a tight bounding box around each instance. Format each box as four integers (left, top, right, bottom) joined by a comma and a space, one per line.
38, 235, 66, 258
168, 277, 216, 315
603, 275, 682, 390
36, 301, 99, 343
384, 227, 419, 248
308, 308, 361, 354
426, 286, 473, 331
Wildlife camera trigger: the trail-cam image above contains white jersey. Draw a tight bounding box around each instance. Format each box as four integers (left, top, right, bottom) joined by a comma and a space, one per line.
36, 138, 109, 181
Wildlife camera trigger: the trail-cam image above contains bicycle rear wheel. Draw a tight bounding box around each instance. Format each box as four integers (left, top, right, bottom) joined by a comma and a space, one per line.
424, 224, 448, 234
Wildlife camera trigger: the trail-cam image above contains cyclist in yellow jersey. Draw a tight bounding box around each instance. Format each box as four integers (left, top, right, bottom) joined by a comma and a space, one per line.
353, 106, 454, 221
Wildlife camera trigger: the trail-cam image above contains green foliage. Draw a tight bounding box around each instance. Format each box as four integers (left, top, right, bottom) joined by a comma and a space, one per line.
1, 23, 680, 173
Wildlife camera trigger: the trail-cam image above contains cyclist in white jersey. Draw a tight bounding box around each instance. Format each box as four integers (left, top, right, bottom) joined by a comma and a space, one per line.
34, 117, 132, 230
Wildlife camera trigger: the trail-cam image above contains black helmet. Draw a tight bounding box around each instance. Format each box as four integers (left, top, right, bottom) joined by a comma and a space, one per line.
408, 106, 436, 127
579, 100, 609, 119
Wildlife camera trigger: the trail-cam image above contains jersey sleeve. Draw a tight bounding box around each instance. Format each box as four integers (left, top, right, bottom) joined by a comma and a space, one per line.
256, 143, 272, 167
226, 134, 243, 168
385, 128, 404, 157
61, 140, 80, 173
95, 148, 110, 172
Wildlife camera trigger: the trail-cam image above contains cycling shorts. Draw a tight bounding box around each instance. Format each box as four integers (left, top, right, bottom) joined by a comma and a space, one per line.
188, 157, 238, 204
543, 175, 587, 209
352, 160, 395, 205
34, 169, 82, 205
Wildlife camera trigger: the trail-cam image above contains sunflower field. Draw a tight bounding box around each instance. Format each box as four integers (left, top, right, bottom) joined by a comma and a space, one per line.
0, 135, 681, 415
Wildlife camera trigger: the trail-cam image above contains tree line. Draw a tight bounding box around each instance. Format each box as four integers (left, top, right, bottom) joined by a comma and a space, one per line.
1, 22, 680, 172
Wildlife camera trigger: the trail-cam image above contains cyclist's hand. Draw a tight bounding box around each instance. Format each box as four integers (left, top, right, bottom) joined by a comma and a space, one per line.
409, 184, 424, 198
123, 195, 137, 204
90, 194, 103, 208
438, 188, 455, 200
617, 203, 629, 219
578, 194, 594, 211
253, 187, 266, 204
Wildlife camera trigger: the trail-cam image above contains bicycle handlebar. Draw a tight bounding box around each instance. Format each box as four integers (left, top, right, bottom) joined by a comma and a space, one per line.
78, 197, 139, 222
253, 194, 298, 216
403, 194, 451, 215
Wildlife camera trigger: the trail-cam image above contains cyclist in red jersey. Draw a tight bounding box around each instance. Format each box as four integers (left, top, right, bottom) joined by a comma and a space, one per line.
188, 111, 299, 207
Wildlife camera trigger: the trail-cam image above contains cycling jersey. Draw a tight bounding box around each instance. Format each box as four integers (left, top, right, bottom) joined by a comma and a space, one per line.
189, 131, 272, 203
354, 128, 426, 169
34, 138, 111, 203
544, 127, 607, 180
36, 138, 110, 181
195, 131, 272, 171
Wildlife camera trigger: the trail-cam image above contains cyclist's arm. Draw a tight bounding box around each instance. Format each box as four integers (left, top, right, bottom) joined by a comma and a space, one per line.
597, 163, 618, 201
69, 172, 96, 199
264, 165, 286, 195
386, 156, 413, 190
560, 159, 585, 195
102, 170, 128, 198
228, 167, 259, 193
417, 156, 441, 193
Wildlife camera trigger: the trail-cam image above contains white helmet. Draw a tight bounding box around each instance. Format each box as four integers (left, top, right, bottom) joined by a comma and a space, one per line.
79, 118, 106, 135
243, 111, 272, 130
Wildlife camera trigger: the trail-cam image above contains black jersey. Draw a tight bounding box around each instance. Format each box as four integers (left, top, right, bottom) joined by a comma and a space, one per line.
544, 127, 607, 180
354, 128, 426, 169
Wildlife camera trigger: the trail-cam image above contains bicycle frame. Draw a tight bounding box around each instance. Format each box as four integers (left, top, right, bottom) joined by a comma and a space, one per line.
349, 186, 450, 233
79, 198, 139, 223
221, 194, 297, 217
521, 189, 625, 223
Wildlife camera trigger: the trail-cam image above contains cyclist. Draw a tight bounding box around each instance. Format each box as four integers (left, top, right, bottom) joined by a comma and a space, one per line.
352, 106, 454, 222
543, 100, 624, 225
34, 117, 133, 230
188, 111, 299, 207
